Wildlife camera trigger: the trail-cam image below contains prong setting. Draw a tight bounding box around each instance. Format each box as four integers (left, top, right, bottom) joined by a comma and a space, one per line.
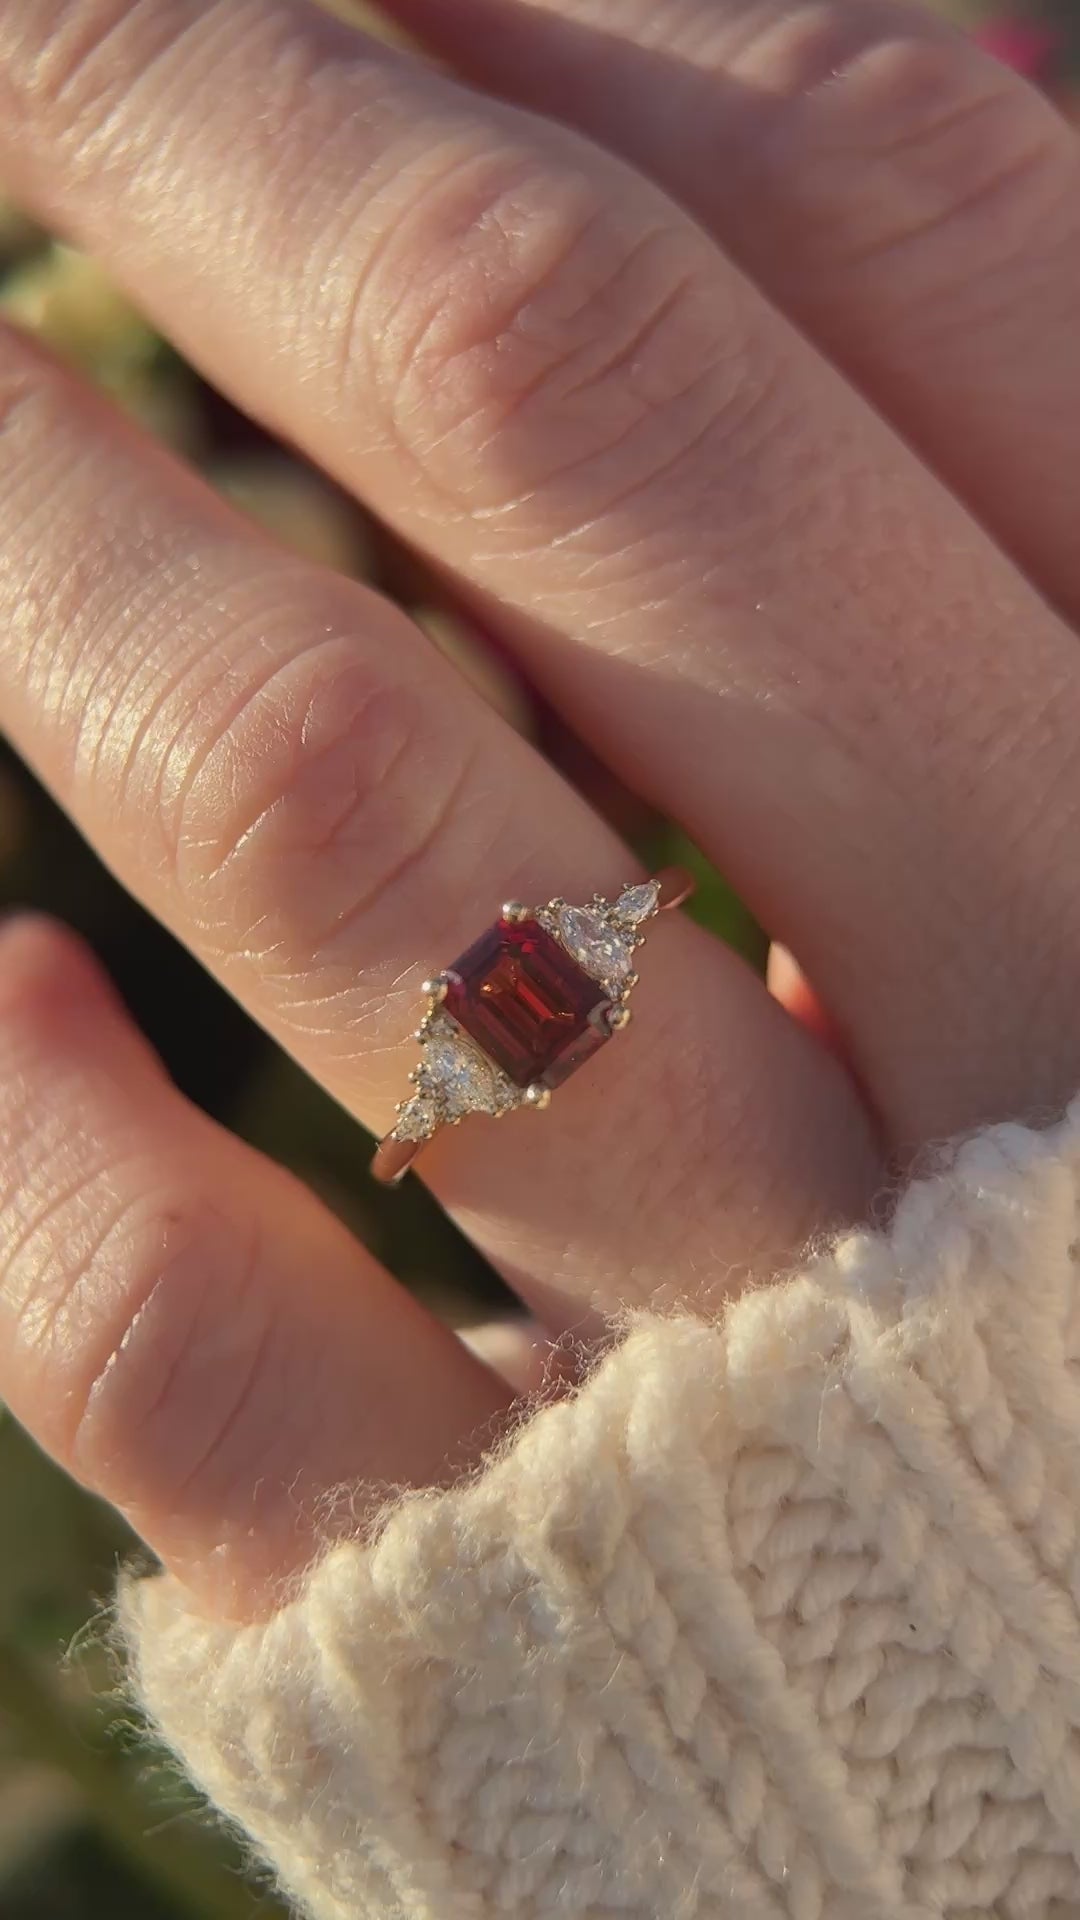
374, 869, 690, 1182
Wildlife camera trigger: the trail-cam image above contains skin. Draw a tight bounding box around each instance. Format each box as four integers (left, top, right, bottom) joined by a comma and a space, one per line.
0, 0, 1077, 1621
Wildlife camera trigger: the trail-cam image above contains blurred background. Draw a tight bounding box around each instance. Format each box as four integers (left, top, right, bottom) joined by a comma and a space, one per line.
0, 0, 1076, 1913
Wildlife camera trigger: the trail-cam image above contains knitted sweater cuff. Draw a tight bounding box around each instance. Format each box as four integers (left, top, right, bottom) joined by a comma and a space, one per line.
123, 1105, 1080, 1920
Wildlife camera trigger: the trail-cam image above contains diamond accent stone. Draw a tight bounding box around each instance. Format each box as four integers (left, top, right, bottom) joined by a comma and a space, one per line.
396, 1092, 439, 1142
614, 881, 660, 926
555, 905, 633, 991
422, 1024, 516, 1118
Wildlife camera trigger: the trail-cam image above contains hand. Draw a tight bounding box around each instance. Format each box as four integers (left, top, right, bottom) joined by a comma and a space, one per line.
1, 0, 1078, 1622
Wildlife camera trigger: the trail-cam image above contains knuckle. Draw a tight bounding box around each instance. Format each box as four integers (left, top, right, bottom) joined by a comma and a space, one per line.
0, 1104, 201, 1472
11, 1170, 273, 1518
158, 616, 475, 969
2, 2, 236, 166
0, 985, 114, 1430
776, 23, 1073, 283
67, 1199, 272, 1513
2, 1, 131, 100
0, 949, 290, 1521
356, 142, 734, 526
3, 1, 160, 144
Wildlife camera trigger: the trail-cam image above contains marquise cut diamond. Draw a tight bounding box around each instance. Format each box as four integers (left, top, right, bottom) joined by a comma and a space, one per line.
614, 881, 660, 926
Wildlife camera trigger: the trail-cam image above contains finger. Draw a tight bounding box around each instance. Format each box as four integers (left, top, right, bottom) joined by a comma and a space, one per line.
0, 916, 510, 1620
458, 1316, 575, 1395
374, 0, 1080, 623
4, 3, 1079, 1152
767, 945, 845, 1060
0, 326, 877, 1324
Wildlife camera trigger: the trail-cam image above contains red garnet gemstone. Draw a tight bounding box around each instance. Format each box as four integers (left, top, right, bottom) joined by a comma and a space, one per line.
444, 916, 612, 1090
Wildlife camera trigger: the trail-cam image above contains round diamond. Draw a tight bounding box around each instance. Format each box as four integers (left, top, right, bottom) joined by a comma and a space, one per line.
556, 906, 633, 990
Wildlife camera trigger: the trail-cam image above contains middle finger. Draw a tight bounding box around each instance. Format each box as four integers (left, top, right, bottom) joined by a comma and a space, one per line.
4, 1, 1080, 1146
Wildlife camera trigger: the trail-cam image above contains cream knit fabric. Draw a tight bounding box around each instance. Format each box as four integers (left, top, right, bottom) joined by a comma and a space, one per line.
124, 1104, 1080, 1919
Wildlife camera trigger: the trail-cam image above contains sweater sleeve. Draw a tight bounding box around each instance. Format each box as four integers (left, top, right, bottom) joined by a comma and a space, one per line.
122, 1105, 1080, 1920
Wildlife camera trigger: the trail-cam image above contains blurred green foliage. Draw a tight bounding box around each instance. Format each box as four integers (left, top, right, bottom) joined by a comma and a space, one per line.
0, 0, 1075, 1911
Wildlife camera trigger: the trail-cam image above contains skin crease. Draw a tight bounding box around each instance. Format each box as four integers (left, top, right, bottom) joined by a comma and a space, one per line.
0, 919, 514, 1618
0, 4, 1077, 1145
0, 0, 1075, 1619
373, 0, 1080, 617
0, 334, 878, 1319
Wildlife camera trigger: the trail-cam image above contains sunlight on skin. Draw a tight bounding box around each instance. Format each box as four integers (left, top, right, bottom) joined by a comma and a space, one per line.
0, 0, 1076, 1627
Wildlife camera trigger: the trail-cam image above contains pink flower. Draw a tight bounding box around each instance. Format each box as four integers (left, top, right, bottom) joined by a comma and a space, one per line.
974, 18, 1060, 79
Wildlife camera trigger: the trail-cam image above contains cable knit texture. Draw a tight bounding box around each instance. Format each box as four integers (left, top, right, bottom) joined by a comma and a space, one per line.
123, 1104, 1080, 1919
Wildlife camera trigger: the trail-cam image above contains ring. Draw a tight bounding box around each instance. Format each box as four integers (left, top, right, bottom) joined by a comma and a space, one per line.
372, 867, 695, 1184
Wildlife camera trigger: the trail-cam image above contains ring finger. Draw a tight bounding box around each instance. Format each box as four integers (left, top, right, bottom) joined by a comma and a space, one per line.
0, 326, 876, 1326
